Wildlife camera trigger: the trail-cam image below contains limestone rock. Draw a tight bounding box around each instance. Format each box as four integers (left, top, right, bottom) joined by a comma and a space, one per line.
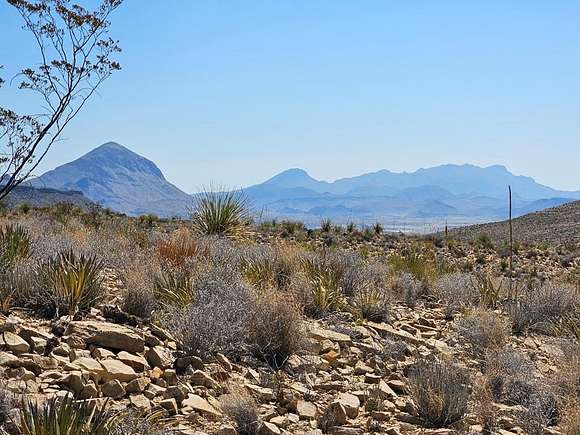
100, 359, 138, 382
65, 321, 144, 353
101, 379, 126, 398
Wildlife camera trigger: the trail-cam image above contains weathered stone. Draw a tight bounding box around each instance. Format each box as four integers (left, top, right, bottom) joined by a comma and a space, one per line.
182, 394, 221, 417
117, 351, 150, 372
191, 370, 219, 389
65, 321, 144, 353
3, 331, 30, 353
100, 359, 138, 382
160, 398, 178, 415
144, 382, 165, 399
79, 382, 99, 399
246, 384, 274, 402
310, 327, 351, 344
217, 425, 237, 435
0, 351, 18, 365
145, 346, 173, 369
163, 385, 187, 403
125, 377, 150, 394
130, 394, 151, 411
323, 401, 348, 426
162, 368, 178, 385
101, 379, 126, 398
386, 380, 406, 394
260, 421, 281, 435
337, 393, 360, 418
295, 400, 317, 420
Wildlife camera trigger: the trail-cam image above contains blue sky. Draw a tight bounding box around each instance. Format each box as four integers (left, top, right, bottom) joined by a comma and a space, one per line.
1, 1, 579, 192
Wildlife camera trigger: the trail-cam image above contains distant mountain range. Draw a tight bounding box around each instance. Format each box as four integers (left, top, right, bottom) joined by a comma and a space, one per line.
26, 142, 580, 229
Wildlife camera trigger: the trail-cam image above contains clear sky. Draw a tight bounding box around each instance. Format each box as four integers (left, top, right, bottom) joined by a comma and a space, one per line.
1, 1, 579, 193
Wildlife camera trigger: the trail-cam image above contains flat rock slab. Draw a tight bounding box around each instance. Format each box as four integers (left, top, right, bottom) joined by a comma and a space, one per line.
66, 321, 144, 353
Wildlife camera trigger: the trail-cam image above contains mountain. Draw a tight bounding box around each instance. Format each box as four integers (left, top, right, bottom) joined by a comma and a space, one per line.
247, 166, 580, 230
2, 185, 94, 210
31, 142, 191, 217
446, 200, 580, 245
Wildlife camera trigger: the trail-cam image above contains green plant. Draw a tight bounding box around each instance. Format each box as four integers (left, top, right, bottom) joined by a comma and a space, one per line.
457, 309, 509, 357
301, 255, 344, 316
37, 250, 104, 318
408, 359, 470, 428
372, 222, 383, 235
346, 221, 356, 233
18, 396, 112, 435
476, 233, 494, 250
154, 269, 195, 308
18, 202, 31, 214
351, 286, 390, 322
191, 189, 252, 238
320, 218, 332, 233
388, 248, 437, 284
471, 273, 503, 309
0, 224, 32, 268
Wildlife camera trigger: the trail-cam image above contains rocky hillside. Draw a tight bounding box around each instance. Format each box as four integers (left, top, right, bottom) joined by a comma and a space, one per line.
446, 200, 580, 245
32, 142, 191, 217
2, 185, 94, 210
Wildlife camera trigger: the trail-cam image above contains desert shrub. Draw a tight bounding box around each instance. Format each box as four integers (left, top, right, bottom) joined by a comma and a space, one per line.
191, 189, 252, 238
380, 338, 409, 362
320, 218, 332, 233
279, 220, 305, 236
156, 227, 200, 267
372, 222, 383, 235
407, 358, 470, 428
18, 395, 112, 435
27, 250, 105, 318
240, 245, 296, 292
471, 273, 504, 309
346, 221, 356, 233
457, 310, 509, 357
435, 272, 478, 317
163, 264, 251, 359
476, 233, 494, 250
220, 391, 261, 435
0, 386, 14, 426
0, 224, 32, 268
247, 290, 303, 368
560, 406, 580, 435
510, 282, 577, 335
392, 272, 423, 308
106, 409, 170, 435
389, 249, 439, 287
121, 256, 159, 320
351, 286, 390, 322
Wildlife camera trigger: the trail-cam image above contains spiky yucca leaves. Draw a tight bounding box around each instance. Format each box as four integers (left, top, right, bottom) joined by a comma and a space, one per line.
372, 222, 383, 235
38, 250, 104, 318
240, 246, 296, 292
191, 189, 252, 239
0, 224, 32, 268
351, 286, 390, 322
320, 218, 332, 233
301, 255, 344, 316
154, 269, 195, 308
18, 396, 111, 435
471, 273, 503, 309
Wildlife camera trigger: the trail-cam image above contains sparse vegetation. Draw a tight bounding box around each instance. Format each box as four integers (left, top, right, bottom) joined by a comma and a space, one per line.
191, 189, 252, 238
220, 391, 261, 435
457, 309, 509, 357
407, 358, 470, 428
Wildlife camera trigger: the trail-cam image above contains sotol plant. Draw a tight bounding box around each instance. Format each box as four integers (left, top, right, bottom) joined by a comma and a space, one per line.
38, 250, 104, 318
0, 224, 32, 268
191, 189, 252, 238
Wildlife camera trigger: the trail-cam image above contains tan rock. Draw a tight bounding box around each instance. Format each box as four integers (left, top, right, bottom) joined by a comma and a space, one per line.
130, 394, 151, 411
295, 400, 317, 420
117, 351, 150, 372
160, 398, 178, 414
101, 379, 126, 398
337, 393, 360, 418
125, 377, 150, 393
260, 421, 281, 435
145, 346, 173, 369
3, 331, 30, 353
310, 327, 351, 343
182, 393, 222, 417
66, 321, 144, 353
100, 359, 138, 382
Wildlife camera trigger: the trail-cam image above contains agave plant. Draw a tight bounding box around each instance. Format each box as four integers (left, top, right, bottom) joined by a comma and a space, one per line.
18, 396, 111, 435
39, 250, 104, 318
154, 269, 195, 308
191, 189, 252, 238
0, 224, 32, 269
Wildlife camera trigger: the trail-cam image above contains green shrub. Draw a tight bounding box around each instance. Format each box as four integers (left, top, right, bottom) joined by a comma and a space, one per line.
0, 224, 32, 268
191, 189, 252, 238
154, 269, 195, 308
31, 250, 104, 318
320, 218, 332, 233
372, 222, 383, 235
18, 395, 111, 435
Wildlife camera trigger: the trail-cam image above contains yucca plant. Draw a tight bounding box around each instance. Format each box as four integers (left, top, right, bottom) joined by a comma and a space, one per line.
18, 396, 111, 435
301, 256, 343, 316
154, 269, 195, 308
346, 221, 356, 233
0, 224, 32, 268
351, 286, 390, 322
471, 273, 503, 309
39, 250, 104, 318
372, 222, 383, 235
320, 218, 332, 233
191, 189, 252, 238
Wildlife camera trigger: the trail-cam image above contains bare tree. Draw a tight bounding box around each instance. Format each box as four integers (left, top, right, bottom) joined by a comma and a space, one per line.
0, 0, 123, 200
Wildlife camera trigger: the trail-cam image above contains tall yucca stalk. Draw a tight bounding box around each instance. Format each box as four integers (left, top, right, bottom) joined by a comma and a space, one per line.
42, 250, 104, 317
191, 189, 252, 238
